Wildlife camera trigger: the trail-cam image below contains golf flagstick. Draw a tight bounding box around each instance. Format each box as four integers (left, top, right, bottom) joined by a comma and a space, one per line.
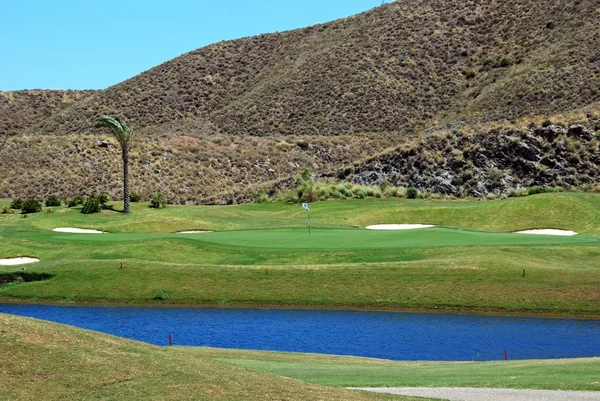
302, 202, 310, 236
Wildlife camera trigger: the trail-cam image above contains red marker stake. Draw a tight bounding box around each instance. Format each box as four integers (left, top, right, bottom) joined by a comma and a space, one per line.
504, 349, 508, 360
169, 334, 173, 346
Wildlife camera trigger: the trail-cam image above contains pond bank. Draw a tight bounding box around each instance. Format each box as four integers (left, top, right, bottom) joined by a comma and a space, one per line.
1, 297, 599, 320
2, 304, 599, 361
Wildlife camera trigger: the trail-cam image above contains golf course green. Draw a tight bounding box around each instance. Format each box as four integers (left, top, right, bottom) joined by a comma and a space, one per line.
1, 193, 599, 315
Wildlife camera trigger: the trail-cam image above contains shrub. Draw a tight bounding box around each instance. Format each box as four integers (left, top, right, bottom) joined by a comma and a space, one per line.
506, 188, 522, 198
2, 206, 14, 214
45, 195, 61, 207
406, 187, 419, 199
296, 140, 310, 150
10, 199, 23, 209
252, 189, 269, 203
150, 193, 167, 209
21, 199, 42, 214
81, 197, 101, 214
487, 168, 503, 185
68, 196, 85, 208
355, 187, 369, 199
98, 193, 110, 205
527, 186, 545, 195
130, 192, 142, 202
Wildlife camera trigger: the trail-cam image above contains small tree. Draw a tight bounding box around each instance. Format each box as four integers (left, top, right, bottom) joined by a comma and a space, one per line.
149, 193, 167, 209
81, 196, 102, 214
97, 116, 134, 213
406, 187, 419, 199
45, 195, 61, 207
21, 199, 42, 214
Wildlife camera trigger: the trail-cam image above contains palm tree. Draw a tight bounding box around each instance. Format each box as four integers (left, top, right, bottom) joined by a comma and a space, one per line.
97, 116, 134, 213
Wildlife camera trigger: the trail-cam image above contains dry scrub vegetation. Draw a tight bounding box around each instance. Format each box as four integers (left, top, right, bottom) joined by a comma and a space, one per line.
0, 0, 598, 203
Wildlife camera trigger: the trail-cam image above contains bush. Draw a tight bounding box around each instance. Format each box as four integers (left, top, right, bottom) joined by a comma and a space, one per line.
150, 193, 167, 209
81, 197, 101, 214
252, 189, 269, 203
487, 168, 503, 185
98, 193, 110, 205
406, 187, 419, 199
10, 199, 23, 209
68, 196, 85, 208
527, 186, 545, 195
506, 188, 522, 198
296, 140, 310, 150
45, 195, 61, 207
130, 192, 142, 202
21, 199, 42, 214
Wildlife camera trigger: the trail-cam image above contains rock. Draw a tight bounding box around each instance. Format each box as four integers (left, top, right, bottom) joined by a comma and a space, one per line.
95, 140, 113, 148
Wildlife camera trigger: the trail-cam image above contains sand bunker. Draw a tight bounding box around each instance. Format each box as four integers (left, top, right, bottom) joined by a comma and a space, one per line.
0, 257, 40, 266
52, 228, 105, 234
366, 224, 436, 230
176, 230, 214, 234
514, 229, 577, 236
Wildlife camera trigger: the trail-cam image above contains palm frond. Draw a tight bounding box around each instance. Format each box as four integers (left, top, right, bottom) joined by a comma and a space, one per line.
97, 115, 134, 147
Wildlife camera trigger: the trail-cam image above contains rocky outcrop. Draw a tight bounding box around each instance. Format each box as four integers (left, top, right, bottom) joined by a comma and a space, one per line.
339, 124, 599, 197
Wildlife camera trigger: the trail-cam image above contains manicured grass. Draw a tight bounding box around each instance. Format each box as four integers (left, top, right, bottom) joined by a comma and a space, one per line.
0, 193, 599, 315
195, 348, 600, 391
1, 192, 599, 234
0, 313, 415, 401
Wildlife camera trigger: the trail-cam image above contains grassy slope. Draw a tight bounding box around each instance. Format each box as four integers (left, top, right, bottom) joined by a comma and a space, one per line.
0, 194, 598, 314
1, 192, 599, 234
196, 348, 600, 391
0, 314, 414, 401
1, 313, 597, 401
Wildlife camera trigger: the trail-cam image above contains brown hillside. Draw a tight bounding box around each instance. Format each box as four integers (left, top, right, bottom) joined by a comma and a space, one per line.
1, 0, 599, 203
0, 90, 94, 137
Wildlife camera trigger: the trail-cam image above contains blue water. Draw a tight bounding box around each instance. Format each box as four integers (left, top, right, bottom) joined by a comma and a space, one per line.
1, 304, 598, 361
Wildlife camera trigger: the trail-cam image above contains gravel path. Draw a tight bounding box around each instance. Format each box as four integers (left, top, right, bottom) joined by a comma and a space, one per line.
350, 387, 600, 400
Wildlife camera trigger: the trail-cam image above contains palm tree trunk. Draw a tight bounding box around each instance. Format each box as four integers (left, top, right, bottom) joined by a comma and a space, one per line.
122, 145, 130, 213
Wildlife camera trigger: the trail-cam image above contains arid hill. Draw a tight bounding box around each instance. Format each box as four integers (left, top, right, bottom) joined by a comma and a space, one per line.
1, 0, 598, 203
0, 90, 94, 137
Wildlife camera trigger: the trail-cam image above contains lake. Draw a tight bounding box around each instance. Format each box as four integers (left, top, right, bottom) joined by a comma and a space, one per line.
1, 304, 598, 361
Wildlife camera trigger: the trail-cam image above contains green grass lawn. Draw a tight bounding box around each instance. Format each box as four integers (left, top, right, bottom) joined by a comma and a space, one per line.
195, 347, 600, 391
1, 193, 599, 315
1, 313, 418, 401
2, 312, 597, 401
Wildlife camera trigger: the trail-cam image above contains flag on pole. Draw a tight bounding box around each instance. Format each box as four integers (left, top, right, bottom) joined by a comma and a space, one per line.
302, 202, 311, 236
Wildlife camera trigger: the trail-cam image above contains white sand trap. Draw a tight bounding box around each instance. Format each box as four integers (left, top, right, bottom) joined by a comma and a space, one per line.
0, 257, 40, 266
366, 224, 436, 230
514, 229, 577, 236
52, 227, 105, 234
176, 230, 214, 234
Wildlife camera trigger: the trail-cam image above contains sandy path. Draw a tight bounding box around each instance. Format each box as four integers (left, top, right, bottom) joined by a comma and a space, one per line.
350, 387, 600, 401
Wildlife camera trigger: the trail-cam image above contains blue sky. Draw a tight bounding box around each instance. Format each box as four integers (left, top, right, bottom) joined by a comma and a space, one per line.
1, 1, 391, 91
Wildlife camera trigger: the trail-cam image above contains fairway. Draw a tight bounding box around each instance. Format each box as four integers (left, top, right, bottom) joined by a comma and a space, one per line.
18, 227, 600, 250
1, 194, 599, 315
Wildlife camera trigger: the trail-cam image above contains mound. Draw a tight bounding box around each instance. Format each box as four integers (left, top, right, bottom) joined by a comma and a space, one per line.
0, 313, 406, 401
